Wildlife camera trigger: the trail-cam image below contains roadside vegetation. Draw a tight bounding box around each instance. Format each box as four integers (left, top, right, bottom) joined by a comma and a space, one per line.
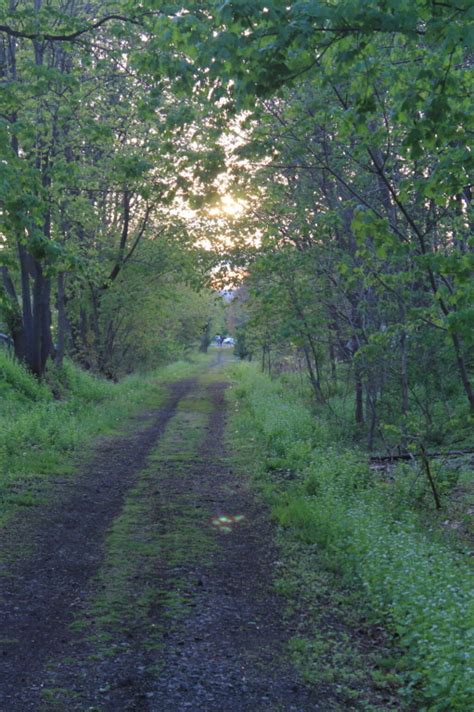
227, 361, 473, 711
0, 348, 209, 532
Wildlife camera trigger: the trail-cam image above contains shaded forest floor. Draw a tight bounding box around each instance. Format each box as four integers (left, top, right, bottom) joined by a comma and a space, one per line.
0, 355, 400, 711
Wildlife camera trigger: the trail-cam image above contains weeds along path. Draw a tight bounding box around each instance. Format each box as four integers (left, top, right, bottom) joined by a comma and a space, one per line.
0, 361, 329, 711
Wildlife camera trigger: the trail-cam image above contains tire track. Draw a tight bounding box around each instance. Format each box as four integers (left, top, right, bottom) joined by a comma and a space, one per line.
0, 378, 195, 711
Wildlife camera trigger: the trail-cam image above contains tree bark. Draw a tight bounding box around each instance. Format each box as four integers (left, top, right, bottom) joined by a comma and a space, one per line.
355, 364, 364, 425
55, 272, 71, 368
400, 329, 409, 416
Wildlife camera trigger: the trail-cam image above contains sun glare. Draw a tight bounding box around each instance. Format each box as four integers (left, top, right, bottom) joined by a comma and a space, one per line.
210, 194, 247, 218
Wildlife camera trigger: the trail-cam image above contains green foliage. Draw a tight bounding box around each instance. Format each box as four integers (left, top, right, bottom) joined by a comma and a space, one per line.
44, 358, 112, 402
228, 362, 474, 710
0, 350, 51, 403
0, 0, 228, 377
231, 361, 323, 471
196, 0, 474, 444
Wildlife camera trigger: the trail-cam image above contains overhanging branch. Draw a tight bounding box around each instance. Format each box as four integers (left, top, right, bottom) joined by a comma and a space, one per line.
0, 11, 158, 42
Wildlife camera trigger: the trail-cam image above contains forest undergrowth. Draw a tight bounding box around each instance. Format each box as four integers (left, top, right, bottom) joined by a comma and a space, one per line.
227, 361, 473, 711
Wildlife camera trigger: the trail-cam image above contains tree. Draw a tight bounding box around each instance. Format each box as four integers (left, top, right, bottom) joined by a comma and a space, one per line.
184, 0, 473, 445
0, 0, 225, 376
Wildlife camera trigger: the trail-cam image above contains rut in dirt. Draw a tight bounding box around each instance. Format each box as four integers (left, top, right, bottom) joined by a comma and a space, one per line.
0, 378, 195, 710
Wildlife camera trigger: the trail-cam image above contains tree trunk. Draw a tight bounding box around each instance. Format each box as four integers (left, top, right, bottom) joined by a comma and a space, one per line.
366, 382, 377, 451
329, 334, 337, 382
302, 343, 322, 402
1, 265, 27, 360
400, 329, 409, 416
200, 319, 212, 353
355, 365, 364, 425
450, 331, 474, 413
55, 272, 71, 368
30, 258, 53, 376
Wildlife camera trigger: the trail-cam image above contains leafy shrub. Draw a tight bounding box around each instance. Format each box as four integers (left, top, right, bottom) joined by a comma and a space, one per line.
229, 362, 327, 471
276, 465, 474, 709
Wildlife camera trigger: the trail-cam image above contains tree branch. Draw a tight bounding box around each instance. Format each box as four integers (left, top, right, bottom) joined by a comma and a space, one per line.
0, 11, 159, 42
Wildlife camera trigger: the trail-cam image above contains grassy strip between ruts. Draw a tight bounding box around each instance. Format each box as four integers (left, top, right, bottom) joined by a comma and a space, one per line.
0, 350, 212, 533
225, 361, 473, 712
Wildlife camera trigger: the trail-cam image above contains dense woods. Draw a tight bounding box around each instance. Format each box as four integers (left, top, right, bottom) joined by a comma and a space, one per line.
210, 1, 474, 452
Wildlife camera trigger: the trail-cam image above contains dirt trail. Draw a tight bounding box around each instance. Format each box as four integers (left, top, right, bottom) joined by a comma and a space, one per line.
0, 379, 195, 710
146, 381, 324, 711
0, 365, 330, 711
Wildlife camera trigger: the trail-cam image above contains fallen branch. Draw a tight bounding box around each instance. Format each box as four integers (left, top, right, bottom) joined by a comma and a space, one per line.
370, 447, 474, 463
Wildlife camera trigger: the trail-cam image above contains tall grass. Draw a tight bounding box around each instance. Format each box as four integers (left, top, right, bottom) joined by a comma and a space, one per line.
227, 361, 474, 711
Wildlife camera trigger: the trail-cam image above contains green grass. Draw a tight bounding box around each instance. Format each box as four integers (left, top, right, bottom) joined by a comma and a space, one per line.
0, 350, 210, 532
225, 360, 474, 711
